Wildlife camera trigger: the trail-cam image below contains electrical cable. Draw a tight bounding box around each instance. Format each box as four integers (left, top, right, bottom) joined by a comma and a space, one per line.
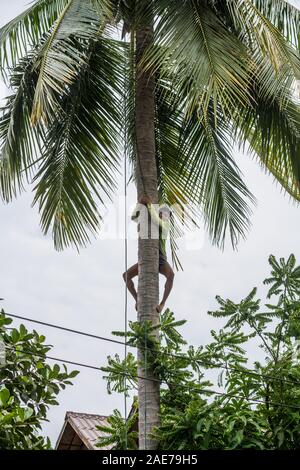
3, 311, 300, 389
3, 344, 300, 412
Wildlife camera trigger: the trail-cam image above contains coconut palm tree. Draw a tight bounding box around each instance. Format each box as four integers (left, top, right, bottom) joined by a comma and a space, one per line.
1, 0, 300, 449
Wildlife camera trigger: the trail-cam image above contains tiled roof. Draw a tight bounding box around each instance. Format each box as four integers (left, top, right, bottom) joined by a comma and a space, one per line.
56, 411, 111, 450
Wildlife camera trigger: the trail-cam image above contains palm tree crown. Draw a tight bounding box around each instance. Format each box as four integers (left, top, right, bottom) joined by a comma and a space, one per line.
0, 0, 300, 255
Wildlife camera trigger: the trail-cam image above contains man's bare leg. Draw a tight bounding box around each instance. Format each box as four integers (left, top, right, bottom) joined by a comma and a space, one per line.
123, 263, 139, 310
156, 262, 175, 313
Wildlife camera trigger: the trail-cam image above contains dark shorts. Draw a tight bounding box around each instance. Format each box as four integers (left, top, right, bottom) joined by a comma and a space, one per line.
159, 250, 168, 268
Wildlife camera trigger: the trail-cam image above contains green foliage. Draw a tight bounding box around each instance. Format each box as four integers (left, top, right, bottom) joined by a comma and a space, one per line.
99, 254, 300, 449
96, 404, 138, 450
0, 309, 79, 449
101, 352, 138, 396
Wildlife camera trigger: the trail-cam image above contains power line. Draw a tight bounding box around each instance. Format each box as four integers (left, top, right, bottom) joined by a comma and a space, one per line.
3, 344, 300, 412
3, 310, 300, 389
3, 312, 125, 346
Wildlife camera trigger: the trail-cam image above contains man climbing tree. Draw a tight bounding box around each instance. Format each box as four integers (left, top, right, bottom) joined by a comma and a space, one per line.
123, 196, 174, 314
1, 0, 300, 451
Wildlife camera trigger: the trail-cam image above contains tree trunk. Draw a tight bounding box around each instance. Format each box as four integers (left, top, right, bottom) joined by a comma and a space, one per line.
135, 22, 160, 449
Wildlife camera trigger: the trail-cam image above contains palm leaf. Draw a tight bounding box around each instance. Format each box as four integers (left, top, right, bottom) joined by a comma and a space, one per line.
0, 52, 43, 201
180, 105, 255, 249
146, 0, 251, 119
213, 0, 300, 48
234, 79, 300, 201
250, 0, 300, 47
0, 0, 69, 72
32, 37, 124, 250
131, 62, 254, 250
31, 0, 112, 124
156, 89, 255, 250
225, 0, 300, 79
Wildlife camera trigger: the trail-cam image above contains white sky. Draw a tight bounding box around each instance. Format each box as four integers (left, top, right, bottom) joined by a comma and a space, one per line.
288, 0, 300, 7
1, 0, 300, 446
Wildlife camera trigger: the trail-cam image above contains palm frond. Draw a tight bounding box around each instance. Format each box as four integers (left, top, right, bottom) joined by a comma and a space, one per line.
225, 0, 300, 79
153, 71, 255, 251
32, 38, 124, 250
146, 0, 251, 119
251, 0, 300, 47
0, 0, 69, 72
31, 0, 112, 124
209, 0, 300, 47
181, 106, 255, 249
234, 81, 300, 201
0, 52, 43, 201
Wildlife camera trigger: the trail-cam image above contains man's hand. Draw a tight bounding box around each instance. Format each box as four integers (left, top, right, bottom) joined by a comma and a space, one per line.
139, 195, 152, 205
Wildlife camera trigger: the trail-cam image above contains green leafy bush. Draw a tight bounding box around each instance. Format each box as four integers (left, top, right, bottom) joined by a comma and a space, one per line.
99, 254, 300, 450
0, 311, 79, 449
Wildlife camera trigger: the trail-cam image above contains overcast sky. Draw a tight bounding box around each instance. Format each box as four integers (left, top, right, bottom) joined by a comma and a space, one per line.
1, 0, 300, 446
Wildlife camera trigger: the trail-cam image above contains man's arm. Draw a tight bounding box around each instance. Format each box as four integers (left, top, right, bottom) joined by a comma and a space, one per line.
138, 196, 170, 233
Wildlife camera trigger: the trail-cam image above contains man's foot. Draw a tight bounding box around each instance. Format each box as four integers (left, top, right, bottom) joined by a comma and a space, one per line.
156, 303, 165, 313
